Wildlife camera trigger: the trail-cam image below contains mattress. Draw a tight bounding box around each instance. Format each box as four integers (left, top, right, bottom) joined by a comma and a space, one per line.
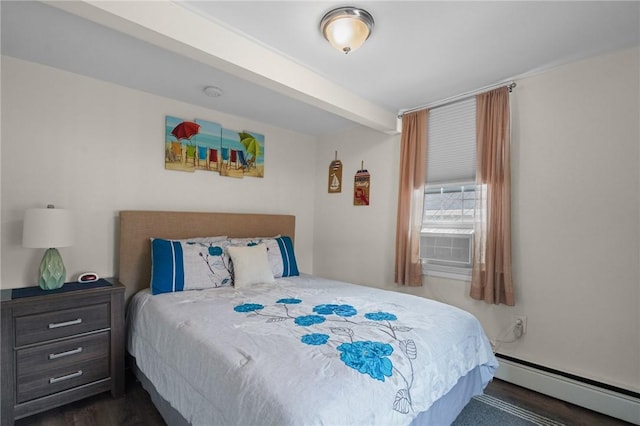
127, 274, 498, 425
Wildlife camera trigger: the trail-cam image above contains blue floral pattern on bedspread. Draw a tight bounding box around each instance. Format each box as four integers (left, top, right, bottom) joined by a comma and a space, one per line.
234, 299, 418, 414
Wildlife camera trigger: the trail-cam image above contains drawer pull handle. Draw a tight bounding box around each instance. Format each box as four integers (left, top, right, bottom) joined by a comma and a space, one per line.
49, 370, 83, 384
48, 318, 82, 329
49, 346, 83, 360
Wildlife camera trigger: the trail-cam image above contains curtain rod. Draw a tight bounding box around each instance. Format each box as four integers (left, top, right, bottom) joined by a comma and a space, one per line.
398, 81, 516, 117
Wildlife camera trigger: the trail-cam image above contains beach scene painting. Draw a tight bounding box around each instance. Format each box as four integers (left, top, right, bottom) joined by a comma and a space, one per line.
194, 119, 222, 171
165, 115, 265, 178
165, 115, 198, 172
239, 130, 265, 178
219, 128, 265, 178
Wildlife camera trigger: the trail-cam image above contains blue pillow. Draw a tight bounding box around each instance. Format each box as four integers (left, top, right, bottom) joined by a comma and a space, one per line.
150, 238, 232, 295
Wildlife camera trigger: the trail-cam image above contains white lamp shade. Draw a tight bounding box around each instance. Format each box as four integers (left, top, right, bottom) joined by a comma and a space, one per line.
23, 208, 74, 248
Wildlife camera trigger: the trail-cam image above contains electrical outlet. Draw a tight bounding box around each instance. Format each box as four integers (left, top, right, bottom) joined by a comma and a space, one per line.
514, 315, 527, 335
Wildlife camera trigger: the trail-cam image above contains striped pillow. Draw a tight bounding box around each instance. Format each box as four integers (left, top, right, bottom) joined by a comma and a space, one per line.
229, 236, 299, 278
150, 237, 232, 295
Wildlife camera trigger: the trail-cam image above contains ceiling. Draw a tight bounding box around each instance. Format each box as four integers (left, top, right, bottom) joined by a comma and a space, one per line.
2, 1, 639, 137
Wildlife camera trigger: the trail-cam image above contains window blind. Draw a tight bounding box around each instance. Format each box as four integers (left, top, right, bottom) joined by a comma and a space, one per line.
426, 97, 476, 185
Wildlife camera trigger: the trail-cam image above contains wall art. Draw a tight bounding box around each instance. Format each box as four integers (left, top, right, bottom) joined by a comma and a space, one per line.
354, 162, 370, 206
194, 119, 222, 171
328, 151, 342, 193
238, 130, 265, 178
165, 115, 198, 172
164, 115, 265, 178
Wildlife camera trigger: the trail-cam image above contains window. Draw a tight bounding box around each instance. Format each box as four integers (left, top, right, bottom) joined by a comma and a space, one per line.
421, 98, 477, 279
422, 183, 475, 270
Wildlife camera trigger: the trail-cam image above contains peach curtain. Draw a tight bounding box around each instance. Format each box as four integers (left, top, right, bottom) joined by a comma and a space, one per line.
395, 110, 428, 286
470, 87, 514, 305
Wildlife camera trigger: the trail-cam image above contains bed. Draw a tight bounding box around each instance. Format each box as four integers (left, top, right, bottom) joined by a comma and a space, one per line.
119, 210, 498, 426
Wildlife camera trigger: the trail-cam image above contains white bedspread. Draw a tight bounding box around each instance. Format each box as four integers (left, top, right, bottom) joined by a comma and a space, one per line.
128, 275, 497, 426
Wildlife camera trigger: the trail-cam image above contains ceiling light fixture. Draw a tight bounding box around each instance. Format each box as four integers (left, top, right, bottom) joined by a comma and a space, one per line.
203, 86, 223, 97
320, 7, 374, 55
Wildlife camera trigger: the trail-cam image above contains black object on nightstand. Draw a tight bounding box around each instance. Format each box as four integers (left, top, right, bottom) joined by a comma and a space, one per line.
1, 279, 125, 425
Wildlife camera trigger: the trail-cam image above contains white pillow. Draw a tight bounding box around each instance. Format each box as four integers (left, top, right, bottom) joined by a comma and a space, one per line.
228, 243, 275, 288
229, 236, 299, 278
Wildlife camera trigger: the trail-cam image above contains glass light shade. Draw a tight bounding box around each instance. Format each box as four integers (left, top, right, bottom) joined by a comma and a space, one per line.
321, 7, 374, 54
23, 207, 73, 290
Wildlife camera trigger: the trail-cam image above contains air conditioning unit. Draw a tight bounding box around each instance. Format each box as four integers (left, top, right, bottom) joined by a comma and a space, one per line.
420, 231, 473, 267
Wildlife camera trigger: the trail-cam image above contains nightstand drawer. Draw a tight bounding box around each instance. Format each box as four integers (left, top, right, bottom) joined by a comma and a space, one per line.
16, 354, 110, 403
16, 332, 109, 377
15, 303, 109, 347
16, 333, 110, 403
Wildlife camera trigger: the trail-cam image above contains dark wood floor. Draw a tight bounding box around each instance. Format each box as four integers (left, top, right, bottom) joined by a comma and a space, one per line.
14, 373, 166, 426
14, 373, 632, 426
483, 379, 632, 426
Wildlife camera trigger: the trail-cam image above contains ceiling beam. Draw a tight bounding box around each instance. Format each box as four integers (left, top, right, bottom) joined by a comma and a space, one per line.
45, 0, 399, 134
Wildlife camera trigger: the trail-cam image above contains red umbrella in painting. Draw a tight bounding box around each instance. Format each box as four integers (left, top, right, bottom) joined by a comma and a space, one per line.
171, 121, 200, 141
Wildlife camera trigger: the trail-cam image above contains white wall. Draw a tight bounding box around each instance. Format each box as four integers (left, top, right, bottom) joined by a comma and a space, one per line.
313, 125, 400, 286
508, 46, 639, 393
1, 56, 316, 287
314, 48, 640, 394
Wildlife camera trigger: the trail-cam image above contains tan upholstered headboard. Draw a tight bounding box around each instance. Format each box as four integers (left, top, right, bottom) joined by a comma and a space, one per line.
117, 210, 295, 302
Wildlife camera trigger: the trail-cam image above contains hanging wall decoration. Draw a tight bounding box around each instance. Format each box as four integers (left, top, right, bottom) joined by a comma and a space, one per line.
219, 128, 245, 178
194, 119, 222, 171
238, 130, 265, 178
165, 116, 199, 172
165, 115, 265, 178
328, 151, 343, 193
353, 161, 370, 206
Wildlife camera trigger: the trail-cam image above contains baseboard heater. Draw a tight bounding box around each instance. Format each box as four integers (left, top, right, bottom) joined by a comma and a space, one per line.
494, 353, 640, 425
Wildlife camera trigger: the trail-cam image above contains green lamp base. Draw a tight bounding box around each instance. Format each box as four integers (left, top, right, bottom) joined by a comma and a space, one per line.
38, 248, 66, 290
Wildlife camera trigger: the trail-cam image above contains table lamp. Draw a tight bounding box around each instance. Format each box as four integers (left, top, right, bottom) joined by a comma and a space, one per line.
23, 205, 74, 290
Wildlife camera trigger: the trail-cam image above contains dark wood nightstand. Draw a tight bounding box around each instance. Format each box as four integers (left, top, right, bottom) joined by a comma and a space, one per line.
1, 279, 125, 425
